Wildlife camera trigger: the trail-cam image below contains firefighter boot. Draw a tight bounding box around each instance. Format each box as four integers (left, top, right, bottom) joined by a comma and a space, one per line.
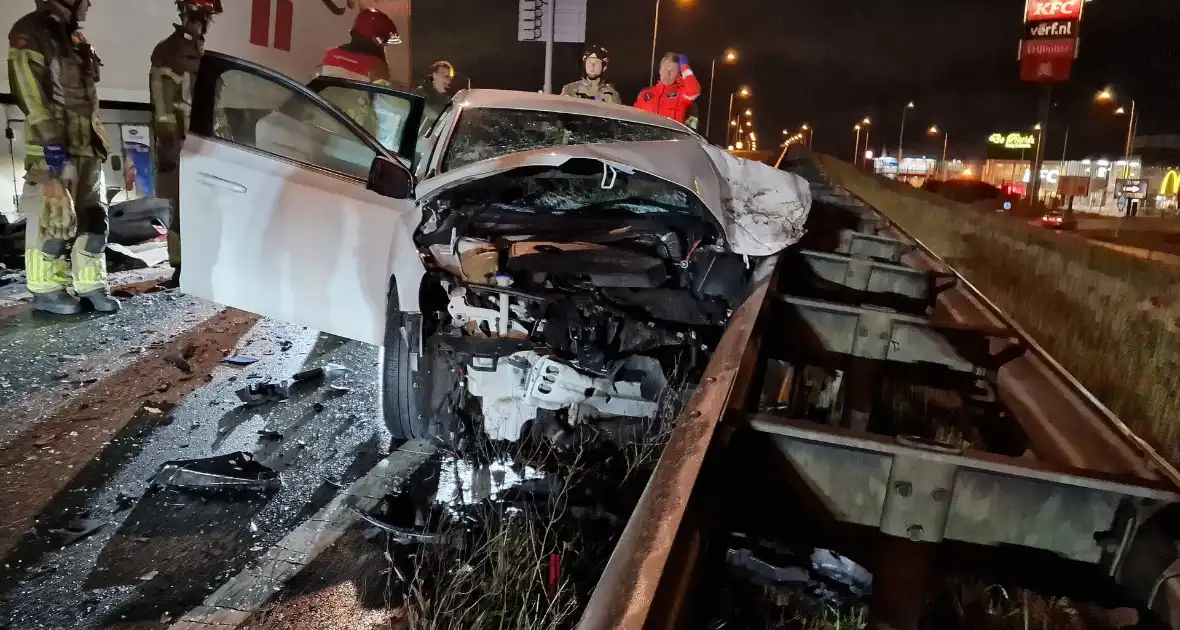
73, 233, 122, 313
26, 244, 81, 315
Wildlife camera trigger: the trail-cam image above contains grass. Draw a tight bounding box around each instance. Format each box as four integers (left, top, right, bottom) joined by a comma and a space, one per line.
816, 155, 1180, 464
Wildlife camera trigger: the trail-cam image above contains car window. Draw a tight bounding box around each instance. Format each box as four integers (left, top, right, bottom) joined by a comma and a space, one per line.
416, 103, 455, 179
213, 70, 376, 180
441, 108, 692, 172
317, 85, 414, 155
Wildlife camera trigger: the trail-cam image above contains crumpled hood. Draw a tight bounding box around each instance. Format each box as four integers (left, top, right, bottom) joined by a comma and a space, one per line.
415, 139, 811, 257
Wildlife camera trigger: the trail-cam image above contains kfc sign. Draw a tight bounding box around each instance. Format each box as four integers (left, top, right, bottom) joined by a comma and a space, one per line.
1025, 0, 1083, 22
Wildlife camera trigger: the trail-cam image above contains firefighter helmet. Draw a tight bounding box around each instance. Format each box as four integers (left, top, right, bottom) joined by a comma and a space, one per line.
352, 9, 400, 45
177, 0, 222, 18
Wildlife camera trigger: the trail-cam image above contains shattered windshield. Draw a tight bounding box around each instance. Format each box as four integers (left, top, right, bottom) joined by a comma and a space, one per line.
441, 108, 692, 172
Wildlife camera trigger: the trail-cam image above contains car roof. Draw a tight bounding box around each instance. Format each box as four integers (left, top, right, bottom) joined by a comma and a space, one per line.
452, 89, 693, 134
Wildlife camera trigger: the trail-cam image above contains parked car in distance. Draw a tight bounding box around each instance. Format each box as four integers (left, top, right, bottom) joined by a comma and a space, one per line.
1040, 211, 1078, 231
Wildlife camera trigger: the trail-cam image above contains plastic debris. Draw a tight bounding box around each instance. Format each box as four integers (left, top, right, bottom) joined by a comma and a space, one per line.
222, 355, 260, 366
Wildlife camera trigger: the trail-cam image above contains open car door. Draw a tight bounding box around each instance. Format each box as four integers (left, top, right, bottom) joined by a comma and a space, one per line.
181, 52, 427, 346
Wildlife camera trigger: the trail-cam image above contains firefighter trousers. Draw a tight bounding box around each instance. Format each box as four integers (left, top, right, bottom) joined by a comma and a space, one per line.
155, 164, 180, 266
21, 157, 111, 295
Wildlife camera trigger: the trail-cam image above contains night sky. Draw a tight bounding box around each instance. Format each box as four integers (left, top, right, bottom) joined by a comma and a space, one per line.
412, 0, 1179, 161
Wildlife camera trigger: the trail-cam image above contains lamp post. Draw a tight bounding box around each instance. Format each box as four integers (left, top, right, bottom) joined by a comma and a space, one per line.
1096, 87, 1138, 179
860, 117, 872, 169
897, 101, 915, 173
726, 85, 750, 148
853, 124, 862, 163
704, 49, 738, 143
927, 125, 947, 180
801, 123, 812, 150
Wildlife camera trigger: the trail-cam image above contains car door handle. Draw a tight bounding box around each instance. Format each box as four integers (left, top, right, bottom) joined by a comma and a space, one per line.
198, 172, 247, 194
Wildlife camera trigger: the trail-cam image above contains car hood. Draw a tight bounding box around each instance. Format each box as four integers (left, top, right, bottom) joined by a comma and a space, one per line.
415, 139, 811, 257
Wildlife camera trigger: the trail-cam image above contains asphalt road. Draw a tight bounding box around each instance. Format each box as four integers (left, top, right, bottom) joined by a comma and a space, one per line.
0, 286, 395, 630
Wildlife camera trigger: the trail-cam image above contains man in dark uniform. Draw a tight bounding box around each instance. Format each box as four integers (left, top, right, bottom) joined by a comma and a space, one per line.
150, 0, 222, 288
9, 0, 120, 314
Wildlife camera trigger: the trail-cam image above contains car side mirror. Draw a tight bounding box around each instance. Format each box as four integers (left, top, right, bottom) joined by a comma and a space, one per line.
367, 156, 414, 199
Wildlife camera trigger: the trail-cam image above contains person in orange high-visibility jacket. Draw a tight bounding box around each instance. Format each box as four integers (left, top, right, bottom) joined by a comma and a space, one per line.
9, 0, 120, 315
634, 53, 701, 125
317, 9, 399, 135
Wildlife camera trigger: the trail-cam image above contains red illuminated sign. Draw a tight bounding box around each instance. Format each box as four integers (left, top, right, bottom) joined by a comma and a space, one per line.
250, 0, 294, 51
1020, 55, 1072, 82
1025, 0, 1082, 22
1021, 38, 1076, 58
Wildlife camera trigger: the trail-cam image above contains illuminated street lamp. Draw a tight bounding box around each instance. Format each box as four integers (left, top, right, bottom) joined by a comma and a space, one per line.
744, 108, 753, 116
860, 117, 873, 170
649, 0, 698, 84
853, 123, 862, 163
1097, 87, 1138, 178
928, 125, 947, 180
726, 85, 751, 147
800, 123, 813, 149
704, 47, 739, 141
897, 101, 915, 167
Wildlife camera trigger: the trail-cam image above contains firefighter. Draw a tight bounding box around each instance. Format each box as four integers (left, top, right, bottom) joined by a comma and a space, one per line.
151, 0, 222, 288
318, 8, 399, 133
635, 53, 701, 125
9, 0, 120, 314
414, 60, 454, 129
560, 45, 620, 104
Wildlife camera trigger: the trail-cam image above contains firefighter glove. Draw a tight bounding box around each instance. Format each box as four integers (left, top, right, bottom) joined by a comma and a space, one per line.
44, 144, 68, 178
41, 179, 77, 242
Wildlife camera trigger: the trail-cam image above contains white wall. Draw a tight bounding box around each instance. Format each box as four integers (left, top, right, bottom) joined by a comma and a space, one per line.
1, 0, 409, 103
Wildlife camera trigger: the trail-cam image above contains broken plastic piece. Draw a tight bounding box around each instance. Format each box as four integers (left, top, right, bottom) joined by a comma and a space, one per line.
150, 452, 282, 493
235, 381, 291, 406
292, 363, 349, 385
222, 355, 260, 366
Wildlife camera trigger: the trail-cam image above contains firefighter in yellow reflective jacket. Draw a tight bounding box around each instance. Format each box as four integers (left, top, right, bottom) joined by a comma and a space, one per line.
150, 0, 222, 287
9, 0, 119, 314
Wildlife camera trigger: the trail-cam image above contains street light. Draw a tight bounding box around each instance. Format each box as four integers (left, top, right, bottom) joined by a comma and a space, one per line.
704, 48, 739, 142
853, 123, 862, 163
744, 108, 753, 116
860, 117, 873, 169
801, 123, 812, 149
649, 0, 697, 85
898, 101, 915, 168
1098, 86, 1139, 177
928, 125, 947, 180
726, 86, 751, 148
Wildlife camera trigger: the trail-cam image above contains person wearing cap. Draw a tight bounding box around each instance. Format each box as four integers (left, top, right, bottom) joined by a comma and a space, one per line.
561, 45, 620, 104
634, 52, 701, 125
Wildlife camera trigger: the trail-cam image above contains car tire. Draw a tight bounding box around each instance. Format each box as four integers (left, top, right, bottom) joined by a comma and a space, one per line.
381, 308, 458, 443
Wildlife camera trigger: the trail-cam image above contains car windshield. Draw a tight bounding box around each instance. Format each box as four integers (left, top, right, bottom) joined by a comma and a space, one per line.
441, 108, 692, 172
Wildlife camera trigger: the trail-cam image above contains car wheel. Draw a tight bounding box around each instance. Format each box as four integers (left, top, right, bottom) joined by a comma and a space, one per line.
381, 309, 457, 442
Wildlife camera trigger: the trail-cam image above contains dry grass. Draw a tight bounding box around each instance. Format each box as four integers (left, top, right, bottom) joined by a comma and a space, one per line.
817, 155, 1180, 464
940, 579, 1086, 630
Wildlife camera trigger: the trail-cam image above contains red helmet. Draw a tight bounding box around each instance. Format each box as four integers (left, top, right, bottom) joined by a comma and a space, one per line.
352, 9, 400, 45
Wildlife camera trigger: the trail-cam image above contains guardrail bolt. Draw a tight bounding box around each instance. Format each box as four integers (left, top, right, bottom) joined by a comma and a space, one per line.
907, 524, 924, 541
706, 376, 717, 384
689, 410, 702, 419
932, 489, 950, 502
893, 481, 913, 497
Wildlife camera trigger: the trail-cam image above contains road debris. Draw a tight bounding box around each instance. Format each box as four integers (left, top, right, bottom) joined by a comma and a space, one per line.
222, 355, 260, 366
236, 380, 292, 406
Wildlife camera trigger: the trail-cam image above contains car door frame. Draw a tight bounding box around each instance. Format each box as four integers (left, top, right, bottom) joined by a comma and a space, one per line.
185, 51, 429, 342
304, 75, 426, 164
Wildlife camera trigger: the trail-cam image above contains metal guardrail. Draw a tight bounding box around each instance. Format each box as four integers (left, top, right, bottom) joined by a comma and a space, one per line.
579, 156, 1180, 630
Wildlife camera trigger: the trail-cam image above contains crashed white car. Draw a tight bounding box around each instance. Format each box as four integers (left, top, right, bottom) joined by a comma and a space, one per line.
180, 52, 811, 444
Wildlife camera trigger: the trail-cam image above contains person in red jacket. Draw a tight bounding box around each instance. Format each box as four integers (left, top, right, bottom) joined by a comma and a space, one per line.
634, 53, 701, 125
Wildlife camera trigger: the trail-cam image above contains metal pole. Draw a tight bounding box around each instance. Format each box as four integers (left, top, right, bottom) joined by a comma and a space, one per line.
726, 92, 735, 147
1029, 85, 1051, 207
649, 0, 660, 85
941, 134, 948, 180
1123, 99, 1136, 179
1060, 124, 1069, 165
898, 106, 908, 171
542, 0, 555, 93
863, 125, 871, 170
853, 127, 861, 163
705, 59, 716, 143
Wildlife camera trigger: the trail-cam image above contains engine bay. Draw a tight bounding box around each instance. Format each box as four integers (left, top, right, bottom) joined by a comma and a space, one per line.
413, 161, 762, 444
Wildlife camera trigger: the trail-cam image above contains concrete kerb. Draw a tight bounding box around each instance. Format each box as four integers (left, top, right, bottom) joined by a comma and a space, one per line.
168, 439, 439, 629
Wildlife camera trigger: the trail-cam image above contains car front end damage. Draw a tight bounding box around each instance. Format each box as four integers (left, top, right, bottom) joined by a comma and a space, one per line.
409, 142, 811, 445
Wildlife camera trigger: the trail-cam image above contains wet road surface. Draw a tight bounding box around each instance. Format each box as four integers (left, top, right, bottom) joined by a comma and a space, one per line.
0, 286, 396, 630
